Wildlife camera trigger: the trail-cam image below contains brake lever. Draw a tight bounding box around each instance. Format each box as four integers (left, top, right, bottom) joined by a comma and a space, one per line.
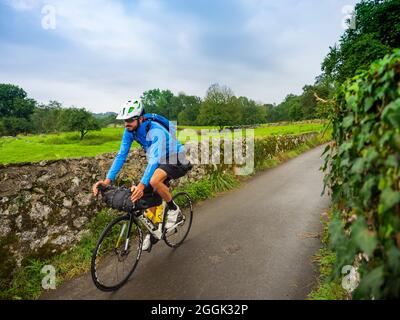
95, 184, 107, 199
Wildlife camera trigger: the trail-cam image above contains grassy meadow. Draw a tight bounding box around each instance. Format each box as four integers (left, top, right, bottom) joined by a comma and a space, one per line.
0, 120, 327, 164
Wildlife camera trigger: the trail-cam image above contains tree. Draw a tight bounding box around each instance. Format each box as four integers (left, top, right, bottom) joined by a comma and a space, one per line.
141, 89, 203, 122
170, 93, 197, 122
197, 84, 242, 130
266, 94, 298, 122
321, 0, 400, 84
176, 94, 202, 125
141, 89, 175, 119
298, 82, 334, 120
288, 97, 303, 121
0, 84, 36, 136
265, 103, 278, 122
1, 117, 33, 136
31, 100, 64, 133
237, 96, 267, 125
264, 80, 334, 123
62, 108, 100, 140
0, 84, 36, 118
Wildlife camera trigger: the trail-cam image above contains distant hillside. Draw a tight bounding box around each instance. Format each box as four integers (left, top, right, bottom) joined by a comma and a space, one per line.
92, 112, 117, 118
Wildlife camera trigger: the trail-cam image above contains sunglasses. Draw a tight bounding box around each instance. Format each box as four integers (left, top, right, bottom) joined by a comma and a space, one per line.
124, 117, 139, 123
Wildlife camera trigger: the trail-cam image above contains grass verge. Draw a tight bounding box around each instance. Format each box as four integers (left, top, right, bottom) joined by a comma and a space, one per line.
307, 210, 349, 300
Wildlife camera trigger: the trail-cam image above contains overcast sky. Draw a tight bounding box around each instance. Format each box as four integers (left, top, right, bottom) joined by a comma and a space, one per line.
0, 0, 358, 113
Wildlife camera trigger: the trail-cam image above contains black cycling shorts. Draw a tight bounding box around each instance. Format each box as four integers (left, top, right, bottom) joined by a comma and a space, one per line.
157, 153, 193, 180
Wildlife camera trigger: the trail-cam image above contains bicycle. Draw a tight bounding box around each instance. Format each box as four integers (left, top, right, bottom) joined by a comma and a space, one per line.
90, 182, 193, 292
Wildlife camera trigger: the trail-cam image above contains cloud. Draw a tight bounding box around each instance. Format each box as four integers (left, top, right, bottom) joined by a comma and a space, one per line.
5, 0, 40, 11
1, 0, 206, 110
0, 0, 359, 112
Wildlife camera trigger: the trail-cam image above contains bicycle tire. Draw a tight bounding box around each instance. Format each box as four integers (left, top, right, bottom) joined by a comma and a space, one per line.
91, 214, 143, 291
164, 192, 193, 248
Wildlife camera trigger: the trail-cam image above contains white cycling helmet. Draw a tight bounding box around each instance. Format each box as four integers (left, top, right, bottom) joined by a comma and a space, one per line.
116, 99, 144, 120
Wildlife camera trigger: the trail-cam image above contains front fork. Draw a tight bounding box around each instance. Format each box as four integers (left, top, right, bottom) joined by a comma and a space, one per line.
115, 214, 135, 254
124, 213, 136, 251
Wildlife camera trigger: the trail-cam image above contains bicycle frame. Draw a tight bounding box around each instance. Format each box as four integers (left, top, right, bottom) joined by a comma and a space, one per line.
91, 190, 192, 292
112, 198, 187, 255
131, 202, 185, 241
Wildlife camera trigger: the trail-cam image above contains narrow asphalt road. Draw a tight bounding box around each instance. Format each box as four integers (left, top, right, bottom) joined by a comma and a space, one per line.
42, 144, 330, 300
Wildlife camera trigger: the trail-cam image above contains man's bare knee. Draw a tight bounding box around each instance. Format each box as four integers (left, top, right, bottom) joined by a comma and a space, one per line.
150, 178, 160, 190
150, 177, 166, 190
150, 170, 168, 190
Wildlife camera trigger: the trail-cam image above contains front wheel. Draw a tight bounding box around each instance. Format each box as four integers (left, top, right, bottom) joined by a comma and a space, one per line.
164, 192, 193, 248
91, 215, 143, 291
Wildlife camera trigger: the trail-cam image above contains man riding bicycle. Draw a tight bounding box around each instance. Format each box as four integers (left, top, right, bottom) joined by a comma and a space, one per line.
92, 98, 192, 252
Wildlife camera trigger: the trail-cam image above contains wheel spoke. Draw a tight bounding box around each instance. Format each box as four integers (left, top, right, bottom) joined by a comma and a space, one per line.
91, 216, 142, 291
164, 192, 193, 248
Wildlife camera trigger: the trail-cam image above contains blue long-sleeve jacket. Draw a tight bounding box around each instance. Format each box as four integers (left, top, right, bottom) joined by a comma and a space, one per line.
106, 120, 184, 186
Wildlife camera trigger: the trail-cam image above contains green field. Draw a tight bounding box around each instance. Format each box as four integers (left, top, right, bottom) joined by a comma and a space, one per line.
0, 121, 327, 164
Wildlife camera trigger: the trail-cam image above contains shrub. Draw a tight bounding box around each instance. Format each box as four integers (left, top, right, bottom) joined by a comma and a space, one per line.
323, 50, 400, 299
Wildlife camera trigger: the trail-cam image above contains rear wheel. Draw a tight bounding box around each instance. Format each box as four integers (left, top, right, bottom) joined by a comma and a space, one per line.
164, 192, 193, 248
91, 215, 143, 291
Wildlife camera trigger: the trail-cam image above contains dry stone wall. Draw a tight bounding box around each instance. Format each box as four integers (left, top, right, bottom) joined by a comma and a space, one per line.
0, 147, 207, 272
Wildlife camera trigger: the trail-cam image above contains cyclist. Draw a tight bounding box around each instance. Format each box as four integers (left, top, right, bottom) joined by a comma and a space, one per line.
92, 98, 191, 252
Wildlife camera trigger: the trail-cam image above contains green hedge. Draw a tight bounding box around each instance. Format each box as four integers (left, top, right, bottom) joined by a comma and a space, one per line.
323, 50, 400, 299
